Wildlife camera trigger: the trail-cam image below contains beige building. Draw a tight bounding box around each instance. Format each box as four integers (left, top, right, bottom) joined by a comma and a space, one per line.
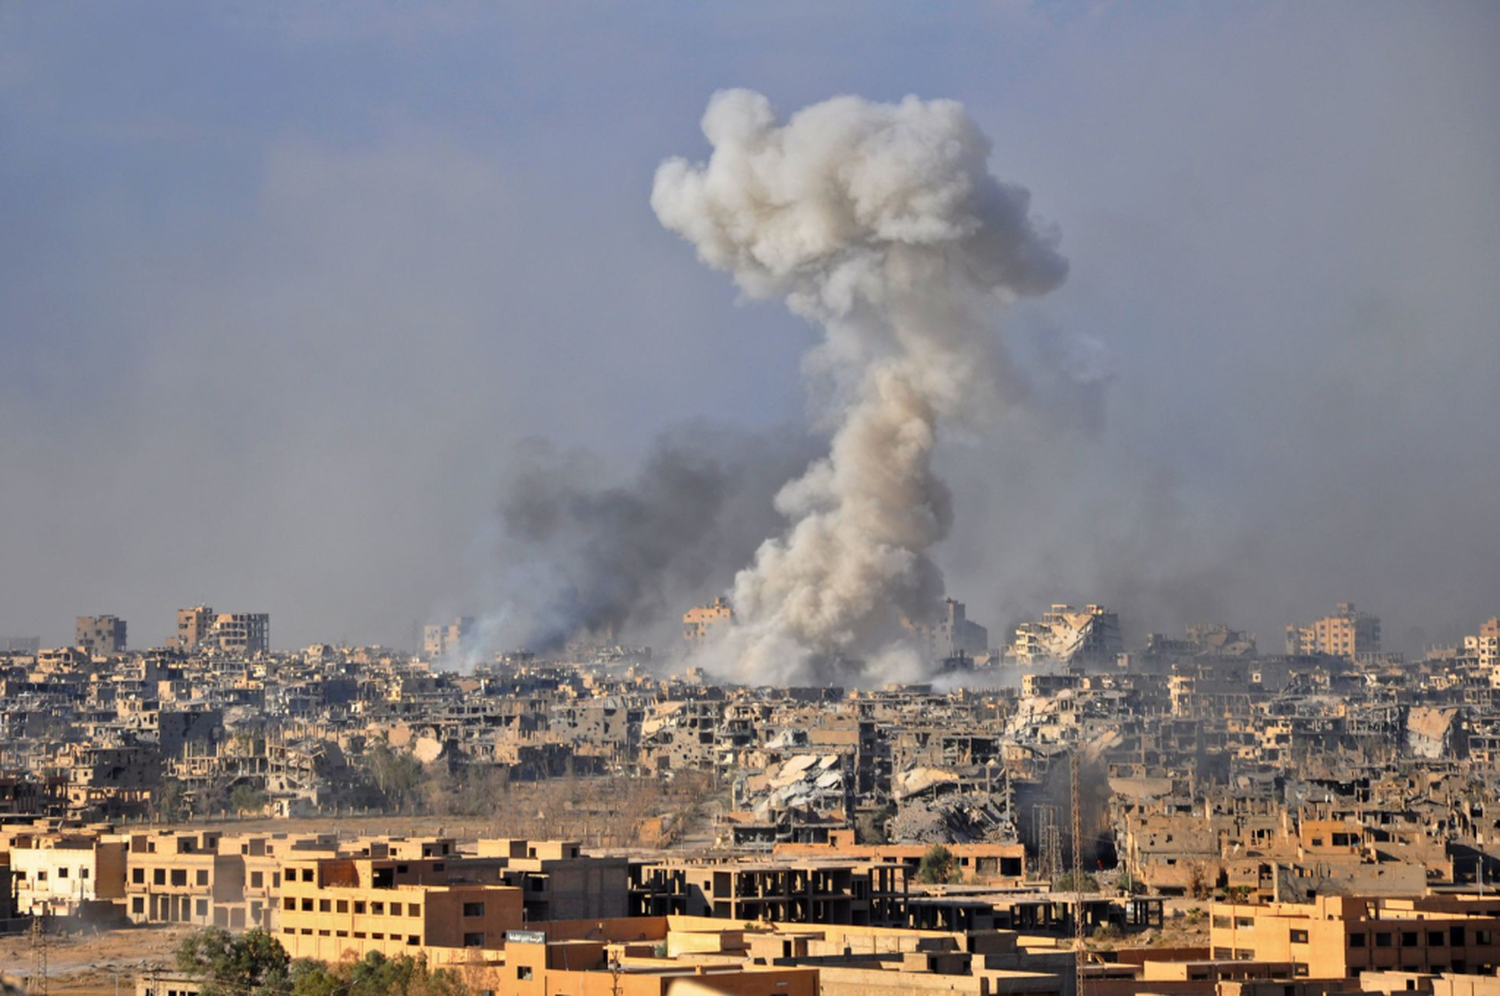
903, 599, 989, 660
278, 853, 523, 962
423, 616, 474, 658
683, 597, 734, 645
175, 606, 269, 654
504, 932, 819, 996
474, 838, 630, 922
1009, 604, 1123, 664
10, 832, 127, 919
124, 831, 244, 928
75, 615, 127, 655
1210, 895, 1500, 977
1470, 617, 1499, 678
1285, 602, 1381, 657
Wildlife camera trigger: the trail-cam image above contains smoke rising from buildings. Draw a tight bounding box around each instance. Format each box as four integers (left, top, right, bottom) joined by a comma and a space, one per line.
652, 90, 1068, 683
482, 424, 819, 654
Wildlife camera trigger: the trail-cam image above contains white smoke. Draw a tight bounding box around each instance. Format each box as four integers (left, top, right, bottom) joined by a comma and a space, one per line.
652, 89, 1068, 684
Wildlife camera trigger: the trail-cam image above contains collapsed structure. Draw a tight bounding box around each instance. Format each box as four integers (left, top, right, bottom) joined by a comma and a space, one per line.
1008, 605, 1124, 665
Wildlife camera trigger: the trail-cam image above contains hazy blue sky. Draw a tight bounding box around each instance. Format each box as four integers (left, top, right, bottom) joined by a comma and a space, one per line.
2, 2, 1496, 653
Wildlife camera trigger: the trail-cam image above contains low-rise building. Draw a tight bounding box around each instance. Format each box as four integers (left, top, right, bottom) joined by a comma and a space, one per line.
278, 854, 523, 962
124, 831, 244, 928
10, 832, 126, 921
630, 859, 909, 926
1210, 896, 1500, 978
474, 838, 630, 922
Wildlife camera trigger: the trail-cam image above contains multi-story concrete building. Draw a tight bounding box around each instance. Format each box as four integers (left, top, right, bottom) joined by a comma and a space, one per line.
1471, 617, 1500, 678
503, 931, 818, 996
174, 606, 216, 650
1210, 895, 1500, 977
175, 606, 269, 654
278, 853, 523, 962
10, 832, 127, 920
630, 859, 909, 926
1286, 602, 1381, 658
124, 831, 245, 928
423, 617, 474, 658
474, 838, 630, 922
904, 599, 989, 660
75, 615, 127, 655
1009, 604, 1123, 664
210, 613, 269, 654
683, 597, 734, 645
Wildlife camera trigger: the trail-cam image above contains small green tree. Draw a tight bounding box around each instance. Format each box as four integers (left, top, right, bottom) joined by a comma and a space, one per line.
230, 782, 267, 815
288, 960, 340, 996
856, 803, 895, 845
1054, 871, 1100, 893
917, 844, 959, 884
156, 778, 189, 821
177, 927, 290, 995
364, 741, 424, 812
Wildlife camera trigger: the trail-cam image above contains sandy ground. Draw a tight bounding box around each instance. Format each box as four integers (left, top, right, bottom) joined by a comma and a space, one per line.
0, 925, 190, 995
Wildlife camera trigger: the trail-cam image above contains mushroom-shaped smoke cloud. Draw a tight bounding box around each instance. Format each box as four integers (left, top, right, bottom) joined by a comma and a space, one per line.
653, 89, 1068, 684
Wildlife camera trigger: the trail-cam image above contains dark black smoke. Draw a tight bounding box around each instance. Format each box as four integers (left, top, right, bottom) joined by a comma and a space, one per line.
492, 423, 819, 651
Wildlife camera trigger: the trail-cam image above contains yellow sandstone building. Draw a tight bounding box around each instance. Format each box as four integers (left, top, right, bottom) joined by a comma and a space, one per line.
278, 853, 523, 962
1210, 895, 1500, 977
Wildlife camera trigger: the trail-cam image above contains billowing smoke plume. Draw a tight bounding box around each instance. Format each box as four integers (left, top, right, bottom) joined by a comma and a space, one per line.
652, 90, 1068, 683
483, 423, 819, 654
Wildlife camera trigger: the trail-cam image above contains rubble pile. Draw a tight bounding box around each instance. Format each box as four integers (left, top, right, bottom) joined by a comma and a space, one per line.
889, 791, 1013, 844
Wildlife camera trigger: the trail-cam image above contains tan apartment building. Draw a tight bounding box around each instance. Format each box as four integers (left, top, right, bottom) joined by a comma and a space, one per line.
683, 597, 734, 645
1009, 604, 1123, 664
503, 933, 819, 996
424, 617, 474, 658
124, 831, 246, 928
474, 838, 630, 922
1210, 896, 1500, 977
10, 832, 127, 920
902, 598, 990, 660
278, 854, 523, 962
1471, 617, 1499, 678
1286, 603, 1381, 657
497, 915, 1068, 996
175, 606, 269, 654
75, 615, 127, 655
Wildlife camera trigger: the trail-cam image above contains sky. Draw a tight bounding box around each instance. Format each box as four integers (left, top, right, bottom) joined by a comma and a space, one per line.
1, 1, 1497, 655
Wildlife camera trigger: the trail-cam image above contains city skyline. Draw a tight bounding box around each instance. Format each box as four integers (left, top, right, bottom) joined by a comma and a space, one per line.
2, 3, 1497, 656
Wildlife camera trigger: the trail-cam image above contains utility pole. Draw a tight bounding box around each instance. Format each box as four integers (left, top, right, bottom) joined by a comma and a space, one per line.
28, 910, 48, 996
1072, 750, 1085, 996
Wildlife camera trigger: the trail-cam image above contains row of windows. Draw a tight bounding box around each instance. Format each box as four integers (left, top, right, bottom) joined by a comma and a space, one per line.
14, 867, 92, 882
291, 897, 421, 917
1349, 927, 1491, 948
282, 926, 421, 945
131, 868, 209, 886
129, 896, 209, 917
285, 862, 426, 883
